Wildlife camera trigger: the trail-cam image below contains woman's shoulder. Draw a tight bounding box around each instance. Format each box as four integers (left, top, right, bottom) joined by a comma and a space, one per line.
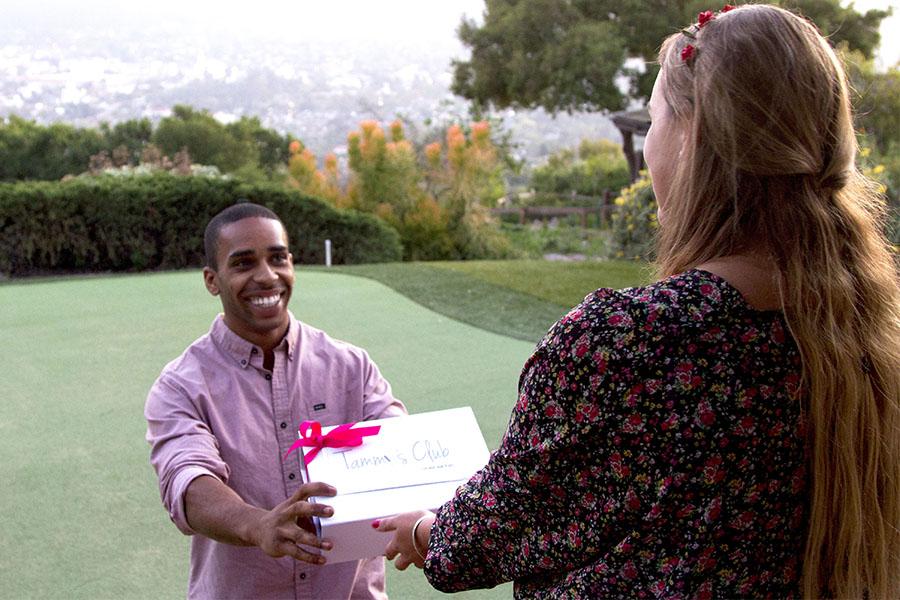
544, 269, 738, 346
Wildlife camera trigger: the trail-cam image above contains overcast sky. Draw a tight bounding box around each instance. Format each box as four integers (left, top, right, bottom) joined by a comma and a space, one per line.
2, 0, 897, 66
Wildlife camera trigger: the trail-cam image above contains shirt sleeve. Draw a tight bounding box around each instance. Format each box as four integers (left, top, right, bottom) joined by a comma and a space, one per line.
424, 293, 658, 592
359, 350, 407, 420
145, 375, 231, 535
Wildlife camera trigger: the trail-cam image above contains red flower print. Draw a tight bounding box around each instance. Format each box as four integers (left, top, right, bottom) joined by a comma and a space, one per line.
623, 413, 644, 433
544, 403, 563, 418
704, 497, 722, 523
576, 403, 600, 423
621, 561, 638, 580
661, 413, 679, 431
698, 10, 715, 27
660, 556, 680, 574
625, 488, 641, 511
704, 456, 725, 484
696, 401, 716, 426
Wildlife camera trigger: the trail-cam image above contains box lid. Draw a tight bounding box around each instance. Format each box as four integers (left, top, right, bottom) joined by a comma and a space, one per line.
301, 406, 490, 496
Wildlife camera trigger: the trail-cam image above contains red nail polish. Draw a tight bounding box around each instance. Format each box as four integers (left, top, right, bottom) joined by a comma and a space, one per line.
371, 519, 380, 528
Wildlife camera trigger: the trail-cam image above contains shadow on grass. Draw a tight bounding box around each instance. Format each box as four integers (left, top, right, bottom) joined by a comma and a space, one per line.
311, 262, 568, 344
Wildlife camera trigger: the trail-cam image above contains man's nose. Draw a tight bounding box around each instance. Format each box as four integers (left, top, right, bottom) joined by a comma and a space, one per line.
253, 261, 278, 283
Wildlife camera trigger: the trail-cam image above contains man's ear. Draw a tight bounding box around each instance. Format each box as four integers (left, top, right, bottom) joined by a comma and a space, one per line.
203, 266, 219, 296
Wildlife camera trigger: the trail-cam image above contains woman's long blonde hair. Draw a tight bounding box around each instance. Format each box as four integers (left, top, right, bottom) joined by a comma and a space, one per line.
655, 4, 900, 598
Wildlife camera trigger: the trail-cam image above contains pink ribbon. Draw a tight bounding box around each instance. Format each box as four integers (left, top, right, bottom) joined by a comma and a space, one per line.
282, 420, 381, 465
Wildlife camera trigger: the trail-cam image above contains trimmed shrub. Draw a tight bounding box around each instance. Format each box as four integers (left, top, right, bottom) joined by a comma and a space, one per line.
0, 173, 401, 275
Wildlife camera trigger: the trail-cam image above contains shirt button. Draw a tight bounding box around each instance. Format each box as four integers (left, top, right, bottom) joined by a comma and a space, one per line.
265, 374, 272, 381
240, 359, 247, 366
280, 421, 287, 429
299, 572, 306, 580
251, 348, 258, 354
289, 473, 296, 480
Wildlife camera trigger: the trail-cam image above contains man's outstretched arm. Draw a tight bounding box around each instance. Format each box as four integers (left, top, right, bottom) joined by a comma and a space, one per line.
184, 474, 337, 565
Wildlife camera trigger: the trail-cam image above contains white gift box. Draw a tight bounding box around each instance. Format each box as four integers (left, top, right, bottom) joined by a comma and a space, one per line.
298, 407, 490, 564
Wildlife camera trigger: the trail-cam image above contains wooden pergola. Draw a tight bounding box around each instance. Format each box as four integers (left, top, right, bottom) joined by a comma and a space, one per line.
610, 108, 650, 182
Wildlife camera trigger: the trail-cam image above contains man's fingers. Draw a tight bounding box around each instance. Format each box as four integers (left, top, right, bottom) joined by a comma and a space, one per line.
288, 481, 337, 503
288, 500, 334, 520
284, 524, 333, 552
276, 540, 327, 565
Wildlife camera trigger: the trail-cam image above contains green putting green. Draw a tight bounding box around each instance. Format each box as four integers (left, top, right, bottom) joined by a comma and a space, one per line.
0, 269, 537, 599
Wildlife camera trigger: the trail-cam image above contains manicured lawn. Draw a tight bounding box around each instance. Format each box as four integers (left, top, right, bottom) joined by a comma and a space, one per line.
324, 259, 650, 344
0, 259, 652, 598
0, 269, 529, 599
431, 259, 652, 307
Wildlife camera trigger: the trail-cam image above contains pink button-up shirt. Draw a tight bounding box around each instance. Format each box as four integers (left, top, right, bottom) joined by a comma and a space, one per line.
145, 313, 406, 599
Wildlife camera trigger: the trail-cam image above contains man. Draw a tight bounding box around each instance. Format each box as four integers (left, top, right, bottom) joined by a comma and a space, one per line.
145, 202, 406, 599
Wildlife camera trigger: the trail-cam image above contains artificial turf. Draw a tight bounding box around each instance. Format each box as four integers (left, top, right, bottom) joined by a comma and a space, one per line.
0, 269, 531, 599
323, 259, 650, 344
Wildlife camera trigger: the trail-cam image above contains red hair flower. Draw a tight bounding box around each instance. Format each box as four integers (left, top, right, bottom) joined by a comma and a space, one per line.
681, 44, 696, 62
721, 5, 736, 12
698, 10, 715, 27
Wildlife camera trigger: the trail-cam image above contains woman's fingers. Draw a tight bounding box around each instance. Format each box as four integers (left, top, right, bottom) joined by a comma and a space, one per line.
374, 516, 397, 532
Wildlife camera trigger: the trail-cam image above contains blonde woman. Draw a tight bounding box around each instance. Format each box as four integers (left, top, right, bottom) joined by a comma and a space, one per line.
379, 4, 900, 598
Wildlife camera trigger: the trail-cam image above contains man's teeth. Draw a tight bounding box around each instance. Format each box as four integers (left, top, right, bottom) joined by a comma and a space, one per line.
250, 294, 280, 308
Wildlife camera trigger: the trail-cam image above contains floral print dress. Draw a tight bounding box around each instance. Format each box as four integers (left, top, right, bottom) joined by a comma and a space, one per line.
424, 269, 807, 598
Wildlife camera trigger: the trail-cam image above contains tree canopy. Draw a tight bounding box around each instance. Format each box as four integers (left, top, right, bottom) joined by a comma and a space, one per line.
452, 0, 890, 113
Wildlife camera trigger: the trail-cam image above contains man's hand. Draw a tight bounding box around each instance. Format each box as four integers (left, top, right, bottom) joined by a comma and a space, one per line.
184, 475, 338, 565
249, 482, 338, 565
376, 510, 435, 571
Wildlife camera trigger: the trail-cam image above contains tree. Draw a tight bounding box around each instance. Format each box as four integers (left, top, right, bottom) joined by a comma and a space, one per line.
846, 49, 900, 155
0, 115, 105, 181
452, 0, 889, 113
99, 118, 152, 164
153, 105, 256, 172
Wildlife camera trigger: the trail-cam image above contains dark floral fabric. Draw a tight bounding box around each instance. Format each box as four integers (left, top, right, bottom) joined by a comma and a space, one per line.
424, 269, 807, 599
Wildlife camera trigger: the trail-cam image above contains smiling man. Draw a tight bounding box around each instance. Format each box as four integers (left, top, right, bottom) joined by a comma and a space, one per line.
145, 202, 406, 599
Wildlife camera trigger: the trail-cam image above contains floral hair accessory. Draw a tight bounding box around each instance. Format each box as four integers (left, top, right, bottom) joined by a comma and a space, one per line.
681, 44, 696, 62
680, 5, 736, 64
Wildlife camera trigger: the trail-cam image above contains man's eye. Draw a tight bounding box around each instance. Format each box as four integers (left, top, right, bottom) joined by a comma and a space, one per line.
272, 254, 288, 264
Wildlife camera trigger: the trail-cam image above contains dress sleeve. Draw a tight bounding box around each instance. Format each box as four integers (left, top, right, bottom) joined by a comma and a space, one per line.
424, 293, 657, 592
144, 376, 231, 535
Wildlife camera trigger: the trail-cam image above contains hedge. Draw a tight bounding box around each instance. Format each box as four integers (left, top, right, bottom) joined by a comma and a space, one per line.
0, 173, 402, 275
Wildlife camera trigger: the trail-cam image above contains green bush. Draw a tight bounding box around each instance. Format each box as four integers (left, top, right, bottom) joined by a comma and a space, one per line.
500, 223, 610, 258
0, 173, 401, 275
530, 139, 631, 200
608, 174, 658, 261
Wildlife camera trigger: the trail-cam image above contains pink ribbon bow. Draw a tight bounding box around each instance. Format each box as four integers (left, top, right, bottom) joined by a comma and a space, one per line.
282, 420, 381, 465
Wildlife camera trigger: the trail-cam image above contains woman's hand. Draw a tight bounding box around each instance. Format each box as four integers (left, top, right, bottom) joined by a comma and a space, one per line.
375, 510, 436, 570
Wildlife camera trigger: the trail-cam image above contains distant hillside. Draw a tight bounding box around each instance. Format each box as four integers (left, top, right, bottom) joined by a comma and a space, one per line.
0, 16, 622, 167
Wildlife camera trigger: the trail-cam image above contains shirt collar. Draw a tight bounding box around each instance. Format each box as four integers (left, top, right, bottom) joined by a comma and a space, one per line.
210, 312, 299, 368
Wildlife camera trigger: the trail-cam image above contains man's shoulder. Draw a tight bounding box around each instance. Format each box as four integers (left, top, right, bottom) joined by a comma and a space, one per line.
295, 318, 372, 361
152, 328, 222, 392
